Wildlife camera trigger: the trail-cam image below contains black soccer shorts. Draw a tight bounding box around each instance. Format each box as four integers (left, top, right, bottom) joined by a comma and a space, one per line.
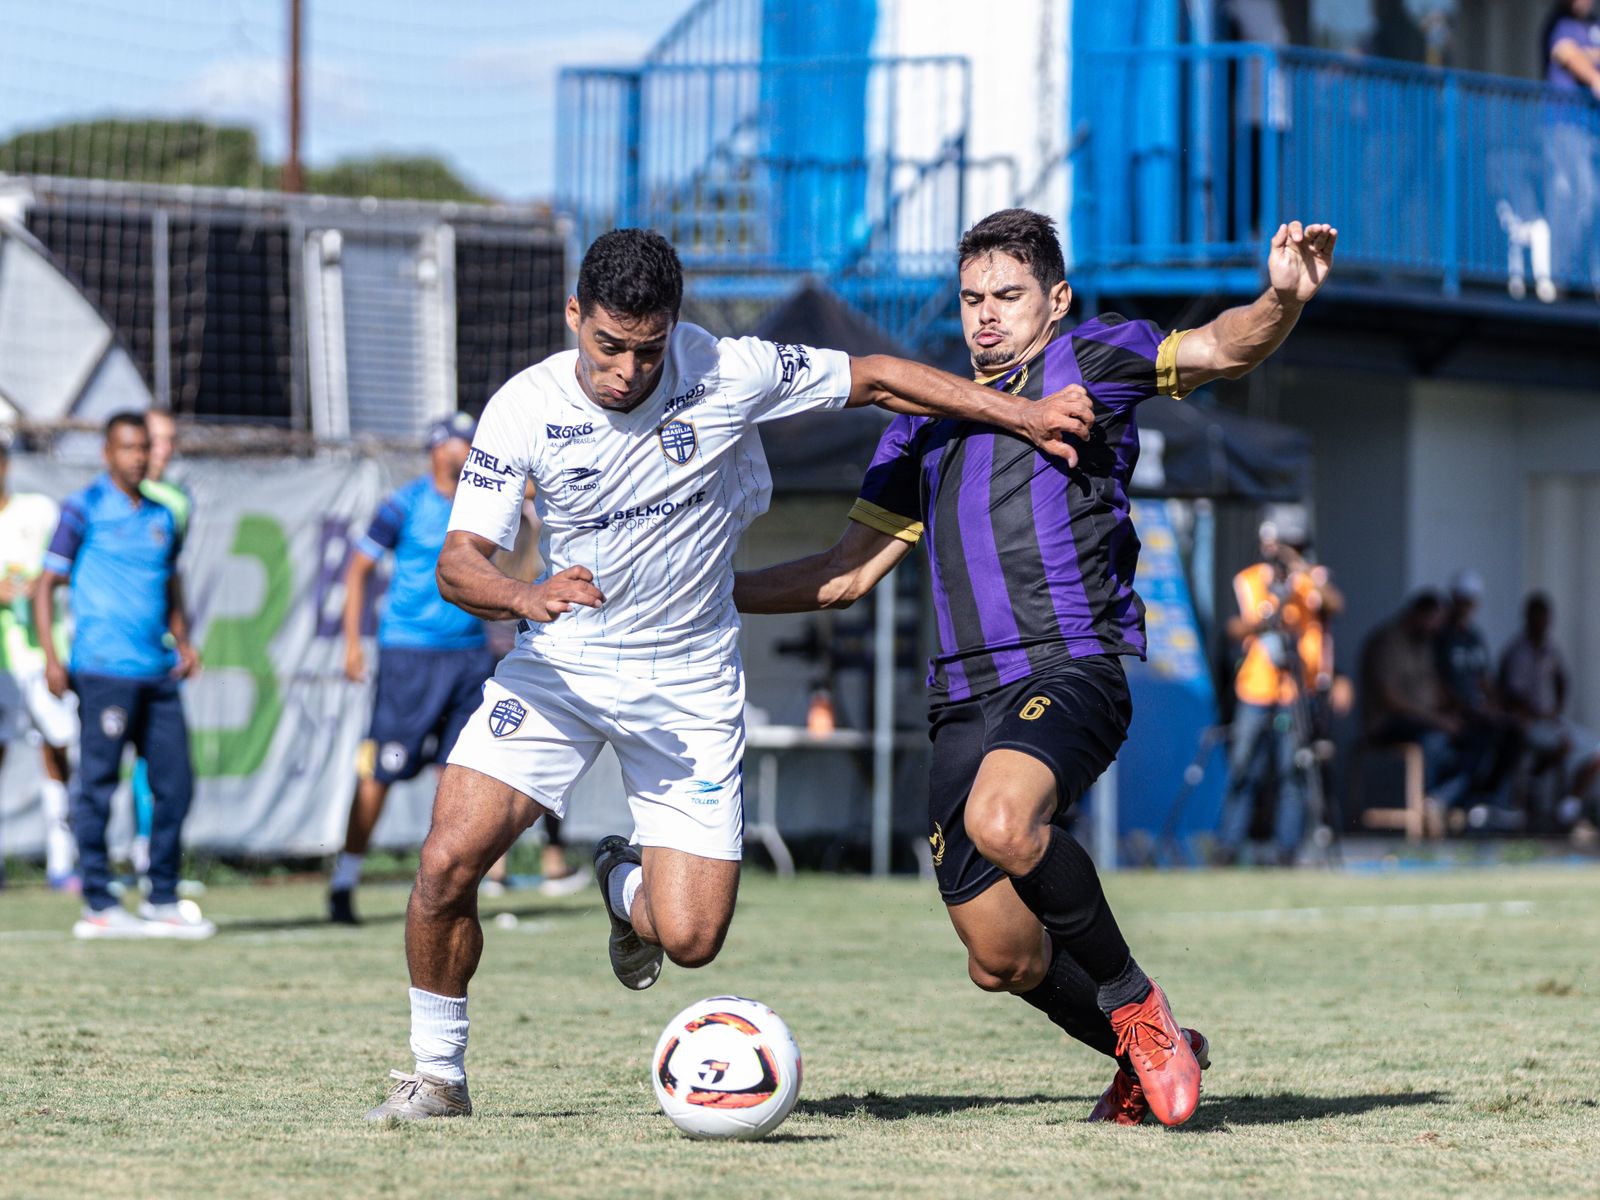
924, 654, 1132, 905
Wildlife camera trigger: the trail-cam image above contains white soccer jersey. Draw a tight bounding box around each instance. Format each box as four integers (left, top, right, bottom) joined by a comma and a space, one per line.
449, 323, 852, 676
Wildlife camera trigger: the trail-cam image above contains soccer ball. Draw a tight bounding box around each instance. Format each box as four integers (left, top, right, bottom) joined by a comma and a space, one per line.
651, 996, 802, 1140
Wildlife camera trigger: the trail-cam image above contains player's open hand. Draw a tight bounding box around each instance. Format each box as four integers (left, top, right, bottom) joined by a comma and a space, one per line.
344, 641, 367, 683
527, 564, 604, 622
1268, 221, 1337, 304
1020, 384, 1096, 467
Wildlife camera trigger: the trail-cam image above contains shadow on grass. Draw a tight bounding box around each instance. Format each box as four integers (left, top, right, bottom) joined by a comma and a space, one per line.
1182, 1090, 1447, 1130
218, 903, 593, 934
797, 1092, 1064, 1120
796, 1089, 1447, 1127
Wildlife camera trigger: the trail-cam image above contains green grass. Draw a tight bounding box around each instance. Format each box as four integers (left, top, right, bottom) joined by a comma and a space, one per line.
3, 865, 1598, 1199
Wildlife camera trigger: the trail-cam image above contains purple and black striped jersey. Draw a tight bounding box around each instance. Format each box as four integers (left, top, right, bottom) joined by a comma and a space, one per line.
848, 314, 1190, 703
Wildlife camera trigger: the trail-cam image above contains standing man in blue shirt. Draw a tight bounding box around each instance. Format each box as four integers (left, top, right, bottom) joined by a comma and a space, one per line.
329, 413, 491, 925
35, 412, 209, 940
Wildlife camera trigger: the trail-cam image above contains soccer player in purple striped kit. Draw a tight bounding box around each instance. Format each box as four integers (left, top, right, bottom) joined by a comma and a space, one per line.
736, 208, 1336, 1126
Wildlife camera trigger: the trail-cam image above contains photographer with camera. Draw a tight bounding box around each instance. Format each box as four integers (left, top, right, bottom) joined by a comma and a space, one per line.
1214, 509, 1344, 866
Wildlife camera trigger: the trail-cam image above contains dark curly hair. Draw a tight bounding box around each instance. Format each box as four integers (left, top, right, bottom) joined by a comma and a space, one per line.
956, 208, 1065, 293
576, 228, 683, 321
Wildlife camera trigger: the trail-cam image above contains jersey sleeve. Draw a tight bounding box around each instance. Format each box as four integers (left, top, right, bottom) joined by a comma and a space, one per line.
448, 384, 537, 552
357, 493, 407, 560
716, 337, 853, 424
42, 499, 88, 576
1071, 315, 1192, 410
847, 415, 925, 544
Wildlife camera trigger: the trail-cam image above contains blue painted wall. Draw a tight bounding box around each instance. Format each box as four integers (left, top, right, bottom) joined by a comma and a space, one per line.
760, 0, 877, 267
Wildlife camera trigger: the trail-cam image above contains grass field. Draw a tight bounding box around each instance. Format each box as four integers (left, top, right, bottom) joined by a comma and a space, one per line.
4, 863, 1598, 1199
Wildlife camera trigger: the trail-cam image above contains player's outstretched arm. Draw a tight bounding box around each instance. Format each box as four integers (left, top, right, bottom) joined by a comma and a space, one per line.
437, 529, 603, 623
735, 521, 911, 614
846, 356, 1094, 467
1174, 220, 1337, 391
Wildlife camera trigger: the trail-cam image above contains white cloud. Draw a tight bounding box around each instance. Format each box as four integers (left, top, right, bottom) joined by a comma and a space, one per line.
170, 55, 371, 134
444, 30, 654, 89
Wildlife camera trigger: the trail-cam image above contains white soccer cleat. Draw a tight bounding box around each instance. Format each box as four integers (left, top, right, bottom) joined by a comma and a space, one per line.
138, 900, 217, 940
72, 905, 155, 940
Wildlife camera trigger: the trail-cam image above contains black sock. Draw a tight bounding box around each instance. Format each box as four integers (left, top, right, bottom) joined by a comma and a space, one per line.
1009, 826, 1148, 1015
1017, 933, 1120, 1060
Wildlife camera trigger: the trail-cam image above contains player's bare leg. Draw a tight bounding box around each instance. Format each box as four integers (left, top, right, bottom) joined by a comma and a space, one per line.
963, 749, 1202, 1126
408, 766, 546, 995
633, 846, 739, 967
367, 765, 544, 1121
595, 839, 738, 988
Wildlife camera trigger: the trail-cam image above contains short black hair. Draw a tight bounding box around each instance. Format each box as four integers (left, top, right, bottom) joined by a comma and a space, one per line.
1407, 589, 1444, 617
957, 208, 1066, 293
576, 228, 683, 321
104, 411, 148, 441
1526, 592, 1553, 619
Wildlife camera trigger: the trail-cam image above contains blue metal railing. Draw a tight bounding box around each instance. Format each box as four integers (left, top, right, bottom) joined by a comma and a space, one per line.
559, 55, 984, 345
1078, 43, 1600, 297
645, 0, 760, 65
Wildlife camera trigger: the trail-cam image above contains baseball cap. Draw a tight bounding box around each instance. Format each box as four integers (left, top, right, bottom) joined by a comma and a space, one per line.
1449, 569, 1485, 602
426, 411, 477, 450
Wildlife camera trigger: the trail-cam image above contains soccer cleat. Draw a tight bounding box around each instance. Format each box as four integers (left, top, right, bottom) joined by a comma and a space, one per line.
138, 900, 217, 940
1087, 1028, 1210, 1125
1108, 982, 1203, 1126
364, 1070, 471, 1121
72, 904, 154, 940
593, 835, 662, 991
329, 889, 360, 926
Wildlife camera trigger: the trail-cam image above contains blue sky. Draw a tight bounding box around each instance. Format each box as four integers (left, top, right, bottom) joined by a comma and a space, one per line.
0, 0, 684, 200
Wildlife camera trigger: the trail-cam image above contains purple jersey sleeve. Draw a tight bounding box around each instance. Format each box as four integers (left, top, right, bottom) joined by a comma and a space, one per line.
357, 494, 406, 560
848, 414, 926, 543
42, 501, 88, 576
1070, 314, 1190, 410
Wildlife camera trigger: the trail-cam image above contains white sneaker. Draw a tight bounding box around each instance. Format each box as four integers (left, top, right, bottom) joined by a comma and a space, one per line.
138, 900, 217, 940
538, 865, 593, 898
73, 905, 155, 940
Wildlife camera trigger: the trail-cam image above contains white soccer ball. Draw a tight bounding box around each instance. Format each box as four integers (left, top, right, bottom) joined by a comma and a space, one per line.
651, 995, 802, 1140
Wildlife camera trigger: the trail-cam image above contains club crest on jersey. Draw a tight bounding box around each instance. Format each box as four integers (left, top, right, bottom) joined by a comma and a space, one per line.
489, 698, 527, 738
658, 419, 698, 465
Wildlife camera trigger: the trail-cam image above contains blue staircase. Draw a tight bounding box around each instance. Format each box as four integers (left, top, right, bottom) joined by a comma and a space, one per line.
558, 0, 995, 350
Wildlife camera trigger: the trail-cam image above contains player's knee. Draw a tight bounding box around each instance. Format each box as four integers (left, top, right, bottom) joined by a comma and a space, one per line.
415, 838, 479, 915
966, 797, 1049, 875
967, 946, 1046, 994
659, 923, 727, 969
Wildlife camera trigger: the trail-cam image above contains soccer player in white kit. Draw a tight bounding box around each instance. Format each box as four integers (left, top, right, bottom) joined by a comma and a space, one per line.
366, 229, 1098, 1120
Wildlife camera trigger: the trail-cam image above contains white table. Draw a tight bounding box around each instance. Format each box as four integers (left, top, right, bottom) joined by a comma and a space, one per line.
743, 724, 923, 877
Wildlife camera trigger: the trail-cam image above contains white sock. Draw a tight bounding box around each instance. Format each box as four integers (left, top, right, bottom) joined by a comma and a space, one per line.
409, 987, 468, 1084
41, 779, 76, 877
331, 851, 364, 892
607, 862, 642, 922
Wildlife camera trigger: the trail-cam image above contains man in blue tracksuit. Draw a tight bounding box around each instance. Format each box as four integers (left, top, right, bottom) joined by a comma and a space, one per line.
35, 411, 211, 940
328, 413, 491, 924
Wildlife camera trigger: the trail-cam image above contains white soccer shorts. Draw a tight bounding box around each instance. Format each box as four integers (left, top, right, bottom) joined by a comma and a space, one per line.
0, 668, 79, 748
447, 653, 745, 861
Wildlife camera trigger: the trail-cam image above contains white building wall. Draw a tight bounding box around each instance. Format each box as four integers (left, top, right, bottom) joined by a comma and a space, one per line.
874, 0, 1072, 241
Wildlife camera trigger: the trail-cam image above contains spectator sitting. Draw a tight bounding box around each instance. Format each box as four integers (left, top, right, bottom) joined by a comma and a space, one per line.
1435, 570, 1518, 809
1359, 590, 1476, 812
1499, 593, 1600, 841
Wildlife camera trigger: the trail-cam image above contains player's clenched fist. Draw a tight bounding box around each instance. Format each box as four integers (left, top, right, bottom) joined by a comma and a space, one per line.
1020, 384, 1096, 467
526, 564, 605, 622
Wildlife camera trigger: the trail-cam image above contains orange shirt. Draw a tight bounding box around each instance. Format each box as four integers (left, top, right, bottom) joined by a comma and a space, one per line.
1233, 562, 1331, 706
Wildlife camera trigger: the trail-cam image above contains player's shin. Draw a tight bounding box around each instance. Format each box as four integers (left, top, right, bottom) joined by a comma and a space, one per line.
1016, 933, 1120, 1059
1006, 826, 1150, 1013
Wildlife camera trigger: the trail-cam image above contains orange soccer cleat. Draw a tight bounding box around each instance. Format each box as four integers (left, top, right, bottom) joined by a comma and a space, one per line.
1107, 983, 1204, 1126
1086, 1028, 1210, 1125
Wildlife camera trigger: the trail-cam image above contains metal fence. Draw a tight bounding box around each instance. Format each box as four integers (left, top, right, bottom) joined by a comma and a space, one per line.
1079, 43, 1600, 298
1, 176, 566, 435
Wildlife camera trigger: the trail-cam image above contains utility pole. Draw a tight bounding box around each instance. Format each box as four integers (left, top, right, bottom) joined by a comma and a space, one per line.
285, 0, 304, 192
